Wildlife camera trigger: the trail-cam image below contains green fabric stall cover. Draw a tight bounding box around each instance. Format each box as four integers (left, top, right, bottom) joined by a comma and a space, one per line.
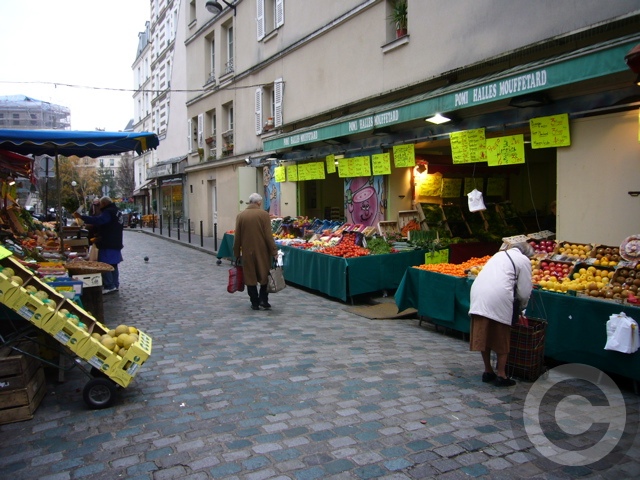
279, 245, 348, 301
395, 268, 471, 331
527, 290, 640, 381
347, 249, 426, 297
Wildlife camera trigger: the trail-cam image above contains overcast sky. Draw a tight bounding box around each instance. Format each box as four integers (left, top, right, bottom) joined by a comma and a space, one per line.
0, 0, 150, 132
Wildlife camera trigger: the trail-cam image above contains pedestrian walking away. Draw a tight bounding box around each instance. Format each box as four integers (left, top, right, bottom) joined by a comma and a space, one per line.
233, 193, 278, 310
468, 241, 534, 387
73, 196, 124, 294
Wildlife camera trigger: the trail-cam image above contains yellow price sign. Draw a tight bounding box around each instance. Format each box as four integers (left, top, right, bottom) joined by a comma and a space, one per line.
451, 129, 486, 163
392, 144, 415, 167
372, 153, 391, 175
530, 113, 570, 149
286, 165, 298, 182
441, 178, 462, 198
274, 166, 286, 182
326, 154, 336, 174
310, 162, 326, 180
487, 134, 525, 166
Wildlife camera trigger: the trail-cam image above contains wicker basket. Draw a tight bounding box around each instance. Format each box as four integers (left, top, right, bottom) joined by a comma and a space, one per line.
65, 260, 114, 275
506, 317, 547, 381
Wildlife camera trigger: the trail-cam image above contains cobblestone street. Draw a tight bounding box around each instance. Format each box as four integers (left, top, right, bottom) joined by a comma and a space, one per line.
1, 229, 639, 479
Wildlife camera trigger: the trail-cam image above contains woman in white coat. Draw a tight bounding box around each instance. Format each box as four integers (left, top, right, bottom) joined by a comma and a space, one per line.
469, 242, 535, 387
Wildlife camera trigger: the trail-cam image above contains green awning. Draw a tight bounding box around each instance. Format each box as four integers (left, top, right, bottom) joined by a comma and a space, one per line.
264, 34, 640, 151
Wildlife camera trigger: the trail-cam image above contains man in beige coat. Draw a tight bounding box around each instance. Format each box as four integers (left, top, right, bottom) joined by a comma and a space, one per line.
233, 193, 278, 310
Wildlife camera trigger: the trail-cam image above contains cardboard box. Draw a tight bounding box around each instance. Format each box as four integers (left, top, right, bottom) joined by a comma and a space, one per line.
48, 280, 83, 297
72, 273, 102, 288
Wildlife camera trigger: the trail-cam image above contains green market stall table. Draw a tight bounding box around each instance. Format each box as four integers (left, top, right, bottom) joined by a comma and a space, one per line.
279, 244, 427, 302
394, 267, 640, 382
526, 290, 640, 382
395, 267, 473, 333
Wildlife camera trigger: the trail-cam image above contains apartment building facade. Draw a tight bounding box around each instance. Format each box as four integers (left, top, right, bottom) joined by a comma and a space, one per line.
178, 0, 639, 245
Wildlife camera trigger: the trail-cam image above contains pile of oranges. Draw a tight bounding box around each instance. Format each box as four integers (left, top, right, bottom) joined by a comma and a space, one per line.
416, 256, 492, 277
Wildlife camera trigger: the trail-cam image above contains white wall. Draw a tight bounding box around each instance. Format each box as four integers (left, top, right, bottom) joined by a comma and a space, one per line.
557, 110, 640, 245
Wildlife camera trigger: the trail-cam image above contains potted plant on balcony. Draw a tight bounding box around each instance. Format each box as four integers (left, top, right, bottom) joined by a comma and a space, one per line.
388, 0, 408, 38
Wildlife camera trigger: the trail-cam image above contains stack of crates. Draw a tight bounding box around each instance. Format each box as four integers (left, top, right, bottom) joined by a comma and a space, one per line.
0, 341, 46, 425
0, 256, 152, 388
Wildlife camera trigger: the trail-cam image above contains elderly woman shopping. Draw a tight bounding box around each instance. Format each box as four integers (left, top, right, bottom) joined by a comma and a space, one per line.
468, 242, 535, 387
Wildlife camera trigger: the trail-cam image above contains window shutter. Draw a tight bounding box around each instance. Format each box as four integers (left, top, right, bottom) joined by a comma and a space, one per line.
256, 0, 265, 41
275, 0, 284, 27
197, 114, 204, 148
274, 78, 283, 127
187, 119, 193, 152
255, 87, 263, 135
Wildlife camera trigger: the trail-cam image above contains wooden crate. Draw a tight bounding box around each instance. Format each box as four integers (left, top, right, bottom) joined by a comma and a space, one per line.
0, 340, 40, 387
0, 366, 46, 425
377, 221, 399, 238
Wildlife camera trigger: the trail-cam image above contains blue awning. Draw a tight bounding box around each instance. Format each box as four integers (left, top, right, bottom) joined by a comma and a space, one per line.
0, 129, 159, 157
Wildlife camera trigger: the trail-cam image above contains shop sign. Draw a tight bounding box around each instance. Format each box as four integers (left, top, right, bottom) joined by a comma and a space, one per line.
264, 38, 637, 152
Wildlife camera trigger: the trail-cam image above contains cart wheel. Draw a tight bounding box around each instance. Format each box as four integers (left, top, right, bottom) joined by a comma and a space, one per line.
83, 377, 117, 409
216, 259, 222, 265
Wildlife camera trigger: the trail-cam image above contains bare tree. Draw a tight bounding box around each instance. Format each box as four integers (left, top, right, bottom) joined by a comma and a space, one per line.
116, 153, 135, 201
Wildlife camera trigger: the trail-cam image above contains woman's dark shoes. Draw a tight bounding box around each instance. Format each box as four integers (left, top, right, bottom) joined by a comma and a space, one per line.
494, 376, 516, 387
251, 303, 260, 310
481, 372, 497, 383
259, 301, 271, 309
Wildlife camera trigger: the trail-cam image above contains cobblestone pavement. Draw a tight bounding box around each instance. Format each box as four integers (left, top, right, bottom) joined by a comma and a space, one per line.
1, 230, 639, 479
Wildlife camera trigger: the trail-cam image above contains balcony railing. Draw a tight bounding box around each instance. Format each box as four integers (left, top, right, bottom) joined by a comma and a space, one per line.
224, 59, 234, 75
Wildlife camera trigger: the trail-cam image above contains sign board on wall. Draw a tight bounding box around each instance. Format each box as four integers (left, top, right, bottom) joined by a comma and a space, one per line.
530, 113, 571, 148
486, 135, 525, 166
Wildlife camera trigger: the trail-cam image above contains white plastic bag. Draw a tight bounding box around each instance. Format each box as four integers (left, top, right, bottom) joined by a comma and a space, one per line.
467, 189, 486, 213
604, 312, 640, 354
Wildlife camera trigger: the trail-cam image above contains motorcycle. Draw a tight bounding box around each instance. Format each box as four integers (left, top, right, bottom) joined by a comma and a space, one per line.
128, 212, 139, 228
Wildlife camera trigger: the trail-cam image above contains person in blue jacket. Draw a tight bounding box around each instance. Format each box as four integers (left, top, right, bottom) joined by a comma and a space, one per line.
73, 196, 124, 294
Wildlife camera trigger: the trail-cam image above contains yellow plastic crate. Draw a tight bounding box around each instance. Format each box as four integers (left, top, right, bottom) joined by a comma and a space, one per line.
0, 272, 22, 303
49, 318, 93, 355
3, 289, 58, 329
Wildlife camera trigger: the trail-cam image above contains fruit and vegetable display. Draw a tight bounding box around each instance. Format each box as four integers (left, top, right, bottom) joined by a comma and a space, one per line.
415, 256, 492, 277
525, 240, 640, 305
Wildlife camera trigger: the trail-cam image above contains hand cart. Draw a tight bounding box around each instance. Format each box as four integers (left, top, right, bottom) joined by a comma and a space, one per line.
0, 256, 152, 409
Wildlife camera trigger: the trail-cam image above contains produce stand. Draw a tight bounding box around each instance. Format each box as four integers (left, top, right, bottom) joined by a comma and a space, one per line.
0, 253, 152, 409
395, 267, 640, 382
222, 232, 427, 302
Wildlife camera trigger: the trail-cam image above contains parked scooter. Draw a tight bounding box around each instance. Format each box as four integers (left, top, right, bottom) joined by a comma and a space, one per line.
128, 212, 139, 228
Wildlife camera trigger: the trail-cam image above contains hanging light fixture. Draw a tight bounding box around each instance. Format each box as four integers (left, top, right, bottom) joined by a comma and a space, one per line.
205, 0, 236, 15
425, 113, 451, 125
6, 176, 15, 186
